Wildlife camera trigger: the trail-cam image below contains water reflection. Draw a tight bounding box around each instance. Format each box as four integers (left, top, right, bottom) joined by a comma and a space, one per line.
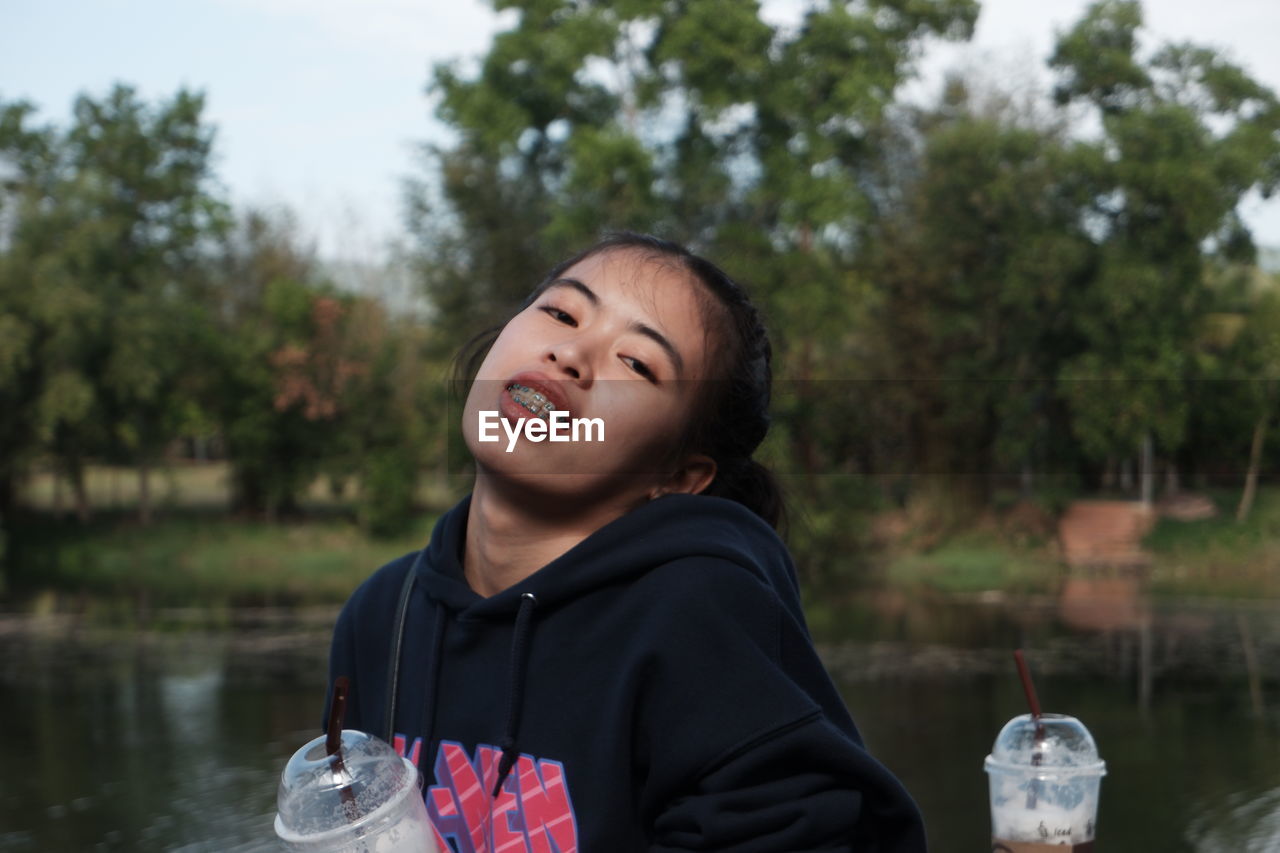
1188, 785, 1280, 852
0, 620, 324, 852
0, 595, 1276, 852
820, 585, 1277, 698
1058, 576, 1149, 633
1058, 574, 1158, 710
820, 587, 1280, 852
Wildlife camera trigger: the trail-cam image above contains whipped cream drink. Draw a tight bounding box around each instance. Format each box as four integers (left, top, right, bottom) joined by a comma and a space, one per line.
985, 714, 1106, 852
275, 729, 439, 853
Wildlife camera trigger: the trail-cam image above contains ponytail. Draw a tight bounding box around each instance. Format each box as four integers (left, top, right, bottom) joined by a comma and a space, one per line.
703, 457, 786, 531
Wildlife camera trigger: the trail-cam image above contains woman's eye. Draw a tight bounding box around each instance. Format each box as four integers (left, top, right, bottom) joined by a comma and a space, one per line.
541, 306, 576, 326
623, 356, 655, 382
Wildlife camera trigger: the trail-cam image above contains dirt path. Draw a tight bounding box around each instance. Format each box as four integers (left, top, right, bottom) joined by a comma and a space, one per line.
1057, 500, 1155, 569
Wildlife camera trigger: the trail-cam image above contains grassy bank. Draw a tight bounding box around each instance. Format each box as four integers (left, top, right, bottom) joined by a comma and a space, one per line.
880, 530, 1062, 595
6, 463, 1279, 611
17, 460, 457, 513
875, 486, 1280, 600
1144, 487, 1280, 598
5, 462, 451, 610
6, 512, 434, 609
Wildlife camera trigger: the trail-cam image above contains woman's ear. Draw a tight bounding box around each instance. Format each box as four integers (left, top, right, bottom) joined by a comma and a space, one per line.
651, 454, 716, 499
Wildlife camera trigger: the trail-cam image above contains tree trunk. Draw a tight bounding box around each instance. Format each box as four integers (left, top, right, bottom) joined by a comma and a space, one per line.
52, 473, 64, 517
1164, 460, 1179, 496
1119, 457, 1133, 493
1237, 413, 1267, 523
792, 337, 819, 487
328, 475, 346, 500
1237, 613, 1264, 717
0, 472, 13, 520
0, 472, 12, 594
138, 459, 152, 526
1140, 433, 1154, 507
69, 463, 92, 524
1020, 460, 1033, 498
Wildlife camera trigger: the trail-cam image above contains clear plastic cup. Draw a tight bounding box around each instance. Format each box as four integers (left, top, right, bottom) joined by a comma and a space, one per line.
275, 729, 438, 852
984, 713, 1106, 851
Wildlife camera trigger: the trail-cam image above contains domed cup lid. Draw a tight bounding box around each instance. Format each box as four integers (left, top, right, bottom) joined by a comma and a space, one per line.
276, 729, 416, 838
984, 713, 1106, 776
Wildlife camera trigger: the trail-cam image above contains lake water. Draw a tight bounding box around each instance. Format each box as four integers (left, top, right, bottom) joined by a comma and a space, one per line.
0, 592, 1276, 852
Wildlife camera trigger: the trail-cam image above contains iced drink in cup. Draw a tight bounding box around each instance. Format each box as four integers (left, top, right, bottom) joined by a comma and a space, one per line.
983, 713, 1106, 851
274, 728, 439, 852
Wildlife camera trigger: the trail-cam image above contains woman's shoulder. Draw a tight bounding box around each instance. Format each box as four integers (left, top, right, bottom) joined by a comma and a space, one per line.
634, 552, 775, 600
627, 494, 806, 622
339, 550, 421, 619
625, 553, 799, 652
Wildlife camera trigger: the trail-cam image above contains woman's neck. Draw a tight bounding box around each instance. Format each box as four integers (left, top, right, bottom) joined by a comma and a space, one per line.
463, 475, 636, 597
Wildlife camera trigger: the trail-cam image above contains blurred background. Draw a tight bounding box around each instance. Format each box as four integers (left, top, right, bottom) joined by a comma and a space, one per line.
2, 0, 1278, 850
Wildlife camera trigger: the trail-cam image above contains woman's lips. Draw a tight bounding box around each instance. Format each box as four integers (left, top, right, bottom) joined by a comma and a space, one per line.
502, 372, 571, 418
501, 384, 554, 421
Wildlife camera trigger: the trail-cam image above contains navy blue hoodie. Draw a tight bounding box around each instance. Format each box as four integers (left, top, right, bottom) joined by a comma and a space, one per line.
325, 493, 927, 852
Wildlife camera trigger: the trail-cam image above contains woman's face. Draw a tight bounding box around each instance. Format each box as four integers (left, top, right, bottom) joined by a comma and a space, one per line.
461, 248, 716, 508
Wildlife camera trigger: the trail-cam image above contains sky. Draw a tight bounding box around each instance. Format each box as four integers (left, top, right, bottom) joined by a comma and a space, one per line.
4, 0, 1280, 260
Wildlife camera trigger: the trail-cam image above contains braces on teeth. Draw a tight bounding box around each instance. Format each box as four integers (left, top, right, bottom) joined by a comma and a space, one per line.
508, 383, 556, 418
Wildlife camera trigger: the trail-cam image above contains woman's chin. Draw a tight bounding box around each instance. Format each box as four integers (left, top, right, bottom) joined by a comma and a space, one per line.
472, 453, 656, 509
470, 440, 581, 483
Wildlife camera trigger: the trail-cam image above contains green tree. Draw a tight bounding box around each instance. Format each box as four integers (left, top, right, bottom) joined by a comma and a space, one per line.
205, 210, 339, 518
334, 296, 441, 536
68, 85, 228, 523
411, 0, 979, 506
0, 85, 228, 524
208, 210, 440, 530
1198, 276, 1280, 521
862, 80, 1100, 511
1050, 0, 1280, 501
0, 98, 60, 571
413, 0, 976, 312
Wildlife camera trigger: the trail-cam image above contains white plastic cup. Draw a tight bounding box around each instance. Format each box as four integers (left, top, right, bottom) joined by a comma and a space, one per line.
274, 730, 439, 852
983, 713, 1106, 852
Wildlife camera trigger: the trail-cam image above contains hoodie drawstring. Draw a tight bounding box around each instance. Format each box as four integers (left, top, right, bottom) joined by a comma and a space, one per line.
493, 591, 538, 797
419, 600, 447, 759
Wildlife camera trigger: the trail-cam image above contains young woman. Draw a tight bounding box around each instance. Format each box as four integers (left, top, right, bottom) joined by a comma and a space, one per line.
325, 233, 927, 852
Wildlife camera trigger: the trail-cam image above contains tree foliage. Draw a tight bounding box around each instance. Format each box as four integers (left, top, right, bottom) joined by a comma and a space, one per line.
0, 88, 440, 581
6, 0, 1280, 592
411, 0, 980, 350
410, 0, 1280, 578
1051, 0, 1280, 471
0, 85, 229, 524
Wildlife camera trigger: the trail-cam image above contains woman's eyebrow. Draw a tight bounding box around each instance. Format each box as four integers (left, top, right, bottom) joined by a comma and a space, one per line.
545, 278, 599, 305
629, 321, 684, 378
544, 278, 685, 377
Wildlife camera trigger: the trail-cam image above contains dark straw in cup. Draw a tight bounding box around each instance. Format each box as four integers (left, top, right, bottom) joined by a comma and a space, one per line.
325, 676, 359, 815
1013, 649, 1046, 809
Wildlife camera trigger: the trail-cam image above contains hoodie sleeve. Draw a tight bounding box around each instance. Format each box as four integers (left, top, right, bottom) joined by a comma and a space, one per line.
649, 714, 927, 852
634, 558, 927, 853
322, 553, 417, 736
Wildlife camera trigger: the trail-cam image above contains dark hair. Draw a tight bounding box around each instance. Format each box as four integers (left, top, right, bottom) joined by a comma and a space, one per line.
455, 232, 784, 529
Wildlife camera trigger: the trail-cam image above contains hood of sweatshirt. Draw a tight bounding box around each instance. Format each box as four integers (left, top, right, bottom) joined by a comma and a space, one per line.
414, 491, 802, 622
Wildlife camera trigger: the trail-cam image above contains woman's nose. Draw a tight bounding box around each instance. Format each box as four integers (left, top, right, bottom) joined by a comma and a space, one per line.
545, 336, 594, 383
